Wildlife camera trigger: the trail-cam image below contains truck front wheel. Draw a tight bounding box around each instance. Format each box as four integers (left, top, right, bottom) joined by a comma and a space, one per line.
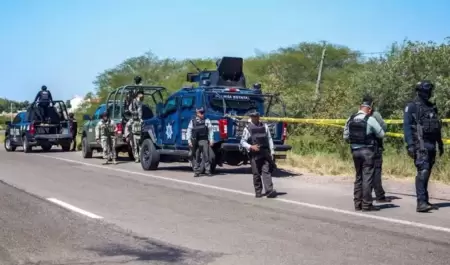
140, 139, 160, 170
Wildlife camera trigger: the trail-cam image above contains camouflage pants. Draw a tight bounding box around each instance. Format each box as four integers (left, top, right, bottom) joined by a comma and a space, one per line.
129, 134, 140, 161
101, 137, 116, 160
124, 120, 132, 138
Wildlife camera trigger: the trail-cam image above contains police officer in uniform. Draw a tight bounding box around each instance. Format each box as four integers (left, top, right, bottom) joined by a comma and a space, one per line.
68, 112, 78, 151
371, 110, 391, 203
95, 111, 117, 165
33, 85, 53, 121
240, 110, 277, 198
343, 96, 385, 211
403, 80, 444, 213
126, 89, 144, 162
186, 107, 214, 177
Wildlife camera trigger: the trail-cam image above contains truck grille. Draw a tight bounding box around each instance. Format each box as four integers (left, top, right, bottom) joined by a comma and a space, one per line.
232, 120, 276, 138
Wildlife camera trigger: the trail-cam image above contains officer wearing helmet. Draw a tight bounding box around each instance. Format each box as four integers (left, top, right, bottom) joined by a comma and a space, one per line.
33, 85, 53, 121
403, 80, 444, 212
125, 86, 144, 163
95, 111, 117, 164
343, 95, 385, 211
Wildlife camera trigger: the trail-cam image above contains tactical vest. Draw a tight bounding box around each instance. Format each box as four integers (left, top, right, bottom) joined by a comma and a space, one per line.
248, 122, 269, 148
131, 120, 141, 135
192, 118, 208, 140
414, 101, 441, 141
348, 114, 376, 145
40, 91, 49, 101
100, 121, 114, 137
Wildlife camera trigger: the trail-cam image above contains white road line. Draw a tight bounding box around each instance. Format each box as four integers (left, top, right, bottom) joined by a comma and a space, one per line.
38, 154, 450, 233
47, 198, 103, 219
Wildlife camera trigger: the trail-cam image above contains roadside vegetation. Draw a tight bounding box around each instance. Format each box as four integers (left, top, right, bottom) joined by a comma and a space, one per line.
3, 38, 450, 182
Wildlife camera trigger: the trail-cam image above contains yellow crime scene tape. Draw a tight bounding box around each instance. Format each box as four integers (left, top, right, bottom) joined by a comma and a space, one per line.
230, 116, 450, 145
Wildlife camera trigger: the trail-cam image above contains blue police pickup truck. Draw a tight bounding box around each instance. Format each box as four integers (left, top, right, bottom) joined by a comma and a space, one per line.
138, 56, 292, 172
3, 101, 73, 152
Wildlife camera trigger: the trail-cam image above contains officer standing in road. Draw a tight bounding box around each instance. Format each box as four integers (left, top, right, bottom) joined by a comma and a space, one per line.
125, 89, 144, 163
33, 85, 53, 121
186, 107, 214, 177
343, 95, 385, 211
371, 110, 391, 203
95, 111, 117, 165
403, 80, 444, 213
68, 112, 78, 151
240, 110, 277, 198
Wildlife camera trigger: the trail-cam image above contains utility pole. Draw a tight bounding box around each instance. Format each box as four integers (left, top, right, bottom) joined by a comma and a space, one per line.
314, 42, 327, 100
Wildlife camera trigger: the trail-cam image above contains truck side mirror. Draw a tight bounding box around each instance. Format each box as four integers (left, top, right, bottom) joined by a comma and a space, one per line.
82, 114, 91, 121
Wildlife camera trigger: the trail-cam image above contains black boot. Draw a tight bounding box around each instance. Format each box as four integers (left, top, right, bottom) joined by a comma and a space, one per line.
417, 202, 433, 212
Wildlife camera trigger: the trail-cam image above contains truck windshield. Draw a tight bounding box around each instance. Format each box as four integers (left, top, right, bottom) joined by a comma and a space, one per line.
207, 93, 264, 114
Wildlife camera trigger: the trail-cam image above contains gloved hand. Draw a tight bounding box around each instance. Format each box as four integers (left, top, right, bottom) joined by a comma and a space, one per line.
439, 145, 444, 157
407, 145, 415, 158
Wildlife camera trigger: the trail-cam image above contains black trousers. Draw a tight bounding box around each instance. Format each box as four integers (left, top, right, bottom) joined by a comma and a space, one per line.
250, 150, 274, 194
373, 150, 386, 200
38, 103, 49, 120
352, 147, 375, 208
414, 147, 436, 204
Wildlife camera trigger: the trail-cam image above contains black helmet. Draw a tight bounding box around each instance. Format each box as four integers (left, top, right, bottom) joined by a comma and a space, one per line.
415, 80, 434, 100
68, 112, 74, 118
101, 111, 108, 118
134, 75, 142, 85
41, 85, 47, 90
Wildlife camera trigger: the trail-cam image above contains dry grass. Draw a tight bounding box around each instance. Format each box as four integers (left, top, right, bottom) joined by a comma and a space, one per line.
280, 148, 450, 184
0, 134, 4, 143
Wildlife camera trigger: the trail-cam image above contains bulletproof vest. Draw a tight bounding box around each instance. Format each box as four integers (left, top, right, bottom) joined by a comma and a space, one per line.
131, 119, 141, 135
248, 122, 269, 149
348, 114, 376, 145
192, 117, 208, 140
100, 121, 114, 137
414, 101, 441, 141
40, 91, 49, 102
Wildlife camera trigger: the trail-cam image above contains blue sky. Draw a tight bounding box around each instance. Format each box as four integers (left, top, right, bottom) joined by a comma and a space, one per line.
0, 0, 448, 101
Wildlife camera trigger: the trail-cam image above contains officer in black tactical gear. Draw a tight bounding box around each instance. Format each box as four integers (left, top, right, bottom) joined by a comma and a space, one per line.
403, 80, 444, 213
240, 110, 277, 198
33, 85, 53, 121
68, 112, 77, 151
186, 107, 214, 177
343, 95, 385, 211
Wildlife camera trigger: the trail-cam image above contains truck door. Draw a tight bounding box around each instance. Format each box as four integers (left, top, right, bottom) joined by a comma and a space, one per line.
88, 105, 105, 145
160, 96, 179, 146
179, 94, 196, 146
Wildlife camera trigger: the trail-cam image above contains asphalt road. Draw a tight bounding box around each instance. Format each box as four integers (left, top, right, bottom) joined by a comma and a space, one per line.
2, 147, 450, 265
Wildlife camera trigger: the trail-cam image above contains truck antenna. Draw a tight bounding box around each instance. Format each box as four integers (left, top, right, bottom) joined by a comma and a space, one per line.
188, 60, 202, 72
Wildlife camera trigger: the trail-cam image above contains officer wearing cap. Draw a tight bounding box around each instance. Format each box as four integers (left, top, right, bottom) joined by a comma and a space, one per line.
186, 107, 214, 177
33, 85, 54, 121
240, 110, 277, 198
403, 80, 444, 213
343, 95, 385, 211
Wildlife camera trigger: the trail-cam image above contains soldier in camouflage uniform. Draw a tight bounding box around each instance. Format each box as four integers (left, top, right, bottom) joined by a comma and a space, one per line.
125, 90, 144, 162
95, 111, 117, 164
